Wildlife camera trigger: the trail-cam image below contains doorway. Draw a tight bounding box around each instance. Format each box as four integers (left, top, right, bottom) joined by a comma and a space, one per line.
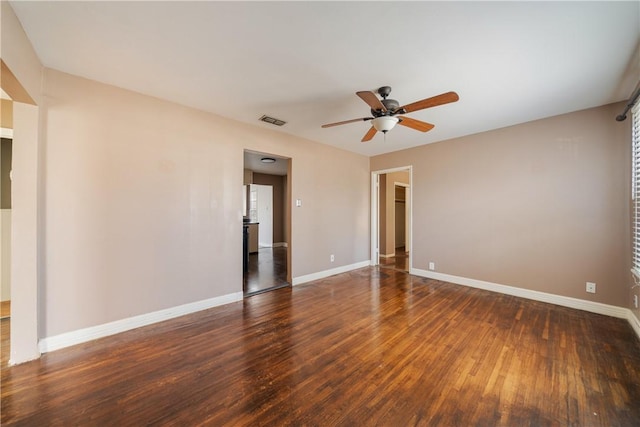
253, 184, 273, 248
1, 92, 13, 366
371, 167, 412, 272
243, 150, 291, 296
1, 60, 41, 365
1, 136, 12, 366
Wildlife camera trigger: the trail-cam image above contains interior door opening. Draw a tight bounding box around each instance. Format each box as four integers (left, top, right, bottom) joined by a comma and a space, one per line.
1, 136, 12, 367
371, 167, 411, 273
243, 150, 292, 296
1, 96, 13, 366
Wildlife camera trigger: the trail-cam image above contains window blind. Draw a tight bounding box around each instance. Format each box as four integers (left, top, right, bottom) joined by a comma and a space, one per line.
632, 101, 640, 276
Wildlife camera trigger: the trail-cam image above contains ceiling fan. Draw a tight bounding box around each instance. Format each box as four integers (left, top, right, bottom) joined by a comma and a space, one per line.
321, 86, 459, 142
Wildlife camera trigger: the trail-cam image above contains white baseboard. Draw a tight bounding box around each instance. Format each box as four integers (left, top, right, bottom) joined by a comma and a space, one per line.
293, 260, 370, 286
379, 253, 395, 258
272, 242, 288, 248
412, 268, 640, 341
38, 291, 243, 354
628, 310, 640, 340
8, 350, 40, 367
0, 127, 13, 139
411, 268, 630, 319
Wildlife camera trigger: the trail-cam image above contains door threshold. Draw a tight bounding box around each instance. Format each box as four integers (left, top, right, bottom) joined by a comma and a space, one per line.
244, 283, 291, 298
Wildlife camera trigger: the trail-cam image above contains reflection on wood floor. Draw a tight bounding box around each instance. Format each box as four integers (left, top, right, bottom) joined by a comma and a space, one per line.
1, 301, 9, 368
0, 301, 10, 319
379, 246, 409, 272
2, 267, 639, 425
1, 318, 8, 368
244, 246, 289, 295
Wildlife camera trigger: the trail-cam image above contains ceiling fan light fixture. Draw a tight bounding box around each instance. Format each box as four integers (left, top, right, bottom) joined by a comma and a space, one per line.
372, 116, 399, 133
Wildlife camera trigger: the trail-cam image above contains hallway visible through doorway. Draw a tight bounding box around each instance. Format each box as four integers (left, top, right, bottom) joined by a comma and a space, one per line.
244, 247, 288, 296
243, 150, 292, 297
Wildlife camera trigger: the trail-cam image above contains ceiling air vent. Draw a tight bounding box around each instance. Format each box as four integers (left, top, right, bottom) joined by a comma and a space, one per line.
259, 115, 287, 126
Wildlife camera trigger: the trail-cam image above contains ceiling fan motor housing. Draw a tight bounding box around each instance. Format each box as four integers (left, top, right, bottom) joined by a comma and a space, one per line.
372, 98, 400, 117
377, 86, 392, 98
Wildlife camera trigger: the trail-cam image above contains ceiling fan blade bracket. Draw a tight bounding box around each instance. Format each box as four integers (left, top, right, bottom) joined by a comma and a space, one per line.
321, 117, 373, 128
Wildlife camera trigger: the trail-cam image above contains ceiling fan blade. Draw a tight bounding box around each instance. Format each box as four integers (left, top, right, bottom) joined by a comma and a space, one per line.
357, 91, 387, 112
321, 117, 372, 128
361, 126, 377, 142
398, 116, 435, 132
397, 91, 459, 114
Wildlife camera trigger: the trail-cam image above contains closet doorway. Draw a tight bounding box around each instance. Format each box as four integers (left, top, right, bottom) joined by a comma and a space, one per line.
371, 167, 411, 272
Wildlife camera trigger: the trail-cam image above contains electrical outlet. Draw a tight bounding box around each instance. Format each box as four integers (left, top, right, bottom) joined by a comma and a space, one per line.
429, 262, 435, 271
634, 295, 638, 309
330, 254, 335, 262
586, 282, 596, 294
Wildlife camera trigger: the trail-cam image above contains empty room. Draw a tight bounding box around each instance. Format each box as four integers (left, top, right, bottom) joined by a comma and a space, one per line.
1, 1, 639, 425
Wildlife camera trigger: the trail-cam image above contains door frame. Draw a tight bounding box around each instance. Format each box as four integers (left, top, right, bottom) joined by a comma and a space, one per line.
242, 150, 292, 290
251, 183, 274, 248
394, 182, 410, 253
370, 166, 412, 269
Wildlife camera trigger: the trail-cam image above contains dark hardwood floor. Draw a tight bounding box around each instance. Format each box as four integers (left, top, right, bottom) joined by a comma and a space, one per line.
379, 246, 409, 272
2, 267, 640, 425
0, 300, 10, 319
1, 318, 8, 368
244, 246, 289, 295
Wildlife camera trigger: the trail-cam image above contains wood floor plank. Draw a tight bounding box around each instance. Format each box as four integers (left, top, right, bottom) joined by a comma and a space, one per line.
2, 267, 640, 425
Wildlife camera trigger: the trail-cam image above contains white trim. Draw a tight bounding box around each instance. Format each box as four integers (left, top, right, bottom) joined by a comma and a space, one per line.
292, 260, 370, 286
371, 172, 379, 264
411, 268, 630, 319
627, 310, 640, 340
379, 253, 396, 258
1, 127, 13, 139
38, 291, 243, 353
272, 242, 288, 248
371, 166, 412, 270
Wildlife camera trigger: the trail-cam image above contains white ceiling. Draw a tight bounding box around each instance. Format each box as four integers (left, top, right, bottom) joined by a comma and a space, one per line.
9, 1, 640, 157
244, 150, 289, 176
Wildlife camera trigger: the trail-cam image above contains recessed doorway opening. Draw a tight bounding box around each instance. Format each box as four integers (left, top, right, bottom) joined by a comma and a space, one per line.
371, 166, 412, 273
243, 150, 292, 296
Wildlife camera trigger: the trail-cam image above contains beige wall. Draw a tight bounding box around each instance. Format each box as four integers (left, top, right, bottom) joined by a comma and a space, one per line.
41, 68, 370, 337
1, 0, 43, 363
372, 103, 632, 308
1, 99, 13, 128
1, 2, 41, 105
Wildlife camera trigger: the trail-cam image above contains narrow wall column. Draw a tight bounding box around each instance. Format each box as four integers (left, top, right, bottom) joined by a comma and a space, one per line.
10, 102, 40, 364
